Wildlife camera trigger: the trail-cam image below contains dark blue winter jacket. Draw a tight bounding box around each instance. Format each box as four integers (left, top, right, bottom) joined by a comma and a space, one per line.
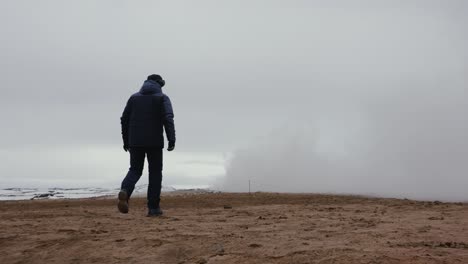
120, 80, 176, 148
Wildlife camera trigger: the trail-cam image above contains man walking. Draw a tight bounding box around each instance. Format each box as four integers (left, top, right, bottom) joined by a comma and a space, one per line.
118, 74, 176, 217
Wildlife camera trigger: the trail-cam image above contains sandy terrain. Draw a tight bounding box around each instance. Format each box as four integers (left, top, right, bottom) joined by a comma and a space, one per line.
0, 192, 467, 264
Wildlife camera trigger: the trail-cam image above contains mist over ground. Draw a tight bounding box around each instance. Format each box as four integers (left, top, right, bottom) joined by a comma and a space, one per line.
222, 86, 468, 201
221, 2, 468, 201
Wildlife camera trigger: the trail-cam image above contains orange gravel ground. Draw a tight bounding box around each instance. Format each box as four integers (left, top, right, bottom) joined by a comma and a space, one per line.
0, 192, 467, 264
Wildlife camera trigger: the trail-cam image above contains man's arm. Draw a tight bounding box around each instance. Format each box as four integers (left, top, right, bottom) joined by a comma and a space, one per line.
162, 95, 176, 150
120, 98, 132, 151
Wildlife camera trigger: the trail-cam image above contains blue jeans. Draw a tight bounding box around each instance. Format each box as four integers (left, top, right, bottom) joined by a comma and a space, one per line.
121, 147, 163, 209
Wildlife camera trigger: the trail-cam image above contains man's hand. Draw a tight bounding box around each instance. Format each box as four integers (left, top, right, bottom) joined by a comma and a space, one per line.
123, 144, 129, 152
167, 141, 175, 151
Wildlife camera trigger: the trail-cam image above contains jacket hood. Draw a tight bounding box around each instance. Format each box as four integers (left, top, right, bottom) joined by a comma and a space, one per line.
139, 80, 162, 95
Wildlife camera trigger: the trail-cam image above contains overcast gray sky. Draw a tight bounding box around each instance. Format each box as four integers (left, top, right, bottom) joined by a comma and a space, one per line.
1, 1, 467, 200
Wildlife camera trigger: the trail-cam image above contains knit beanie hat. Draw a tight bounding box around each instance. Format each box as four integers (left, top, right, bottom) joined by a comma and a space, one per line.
147, 74, 165, 87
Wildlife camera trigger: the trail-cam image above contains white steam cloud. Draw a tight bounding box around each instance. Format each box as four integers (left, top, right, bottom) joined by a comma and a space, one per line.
221, 3, 468, 201
222, 85, 468, 201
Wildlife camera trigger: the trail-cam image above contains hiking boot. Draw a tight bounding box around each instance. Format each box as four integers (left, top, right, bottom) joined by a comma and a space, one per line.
147, 207, 163, 217
117, 189, 129, 214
